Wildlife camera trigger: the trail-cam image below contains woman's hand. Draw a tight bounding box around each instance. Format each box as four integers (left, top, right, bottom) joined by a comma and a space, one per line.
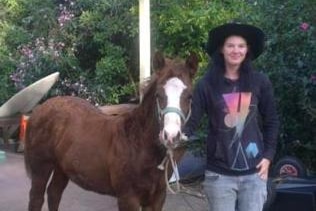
256, 158, 271, 180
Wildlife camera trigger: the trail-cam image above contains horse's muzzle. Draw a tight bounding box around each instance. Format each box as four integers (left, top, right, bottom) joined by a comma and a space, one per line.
159, 129, 185, 149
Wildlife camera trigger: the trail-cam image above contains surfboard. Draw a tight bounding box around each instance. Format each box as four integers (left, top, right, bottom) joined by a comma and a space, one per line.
0, 72, 60, 117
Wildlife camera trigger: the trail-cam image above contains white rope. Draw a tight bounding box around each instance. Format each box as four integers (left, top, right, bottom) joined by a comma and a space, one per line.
157, 135, 207, 198
157, 149, 180, 194
158, 153, 206, 199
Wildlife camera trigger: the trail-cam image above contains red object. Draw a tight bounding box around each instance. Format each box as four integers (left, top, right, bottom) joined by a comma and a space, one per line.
19, 115, 30, 142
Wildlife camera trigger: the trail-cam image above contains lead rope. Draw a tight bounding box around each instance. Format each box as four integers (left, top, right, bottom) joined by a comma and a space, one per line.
157, 148, 180, 194
157, 148, 205, 199
156, 98, 203, 197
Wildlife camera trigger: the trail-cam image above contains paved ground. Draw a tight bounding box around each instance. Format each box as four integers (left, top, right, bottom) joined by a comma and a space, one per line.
0, 151, 208, 211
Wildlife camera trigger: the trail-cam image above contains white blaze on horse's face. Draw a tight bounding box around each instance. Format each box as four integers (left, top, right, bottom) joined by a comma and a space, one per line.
160, 77, 187, 147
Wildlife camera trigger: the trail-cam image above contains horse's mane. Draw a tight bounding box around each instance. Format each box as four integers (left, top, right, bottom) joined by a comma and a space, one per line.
134, 75, 158, 121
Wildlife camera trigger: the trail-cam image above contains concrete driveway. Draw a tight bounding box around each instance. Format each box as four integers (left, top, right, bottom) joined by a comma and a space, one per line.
0, 151, 207, 211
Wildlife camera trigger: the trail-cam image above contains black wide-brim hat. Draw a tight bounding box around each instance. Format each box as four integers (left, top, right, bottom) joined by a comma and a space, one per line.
205, 23, 265, 60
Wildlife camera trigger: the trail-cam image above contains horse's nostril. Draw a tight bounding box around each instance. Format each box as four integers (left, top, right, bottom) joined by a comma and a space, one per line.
172, 132, 181, 146
164, 131, 168, 141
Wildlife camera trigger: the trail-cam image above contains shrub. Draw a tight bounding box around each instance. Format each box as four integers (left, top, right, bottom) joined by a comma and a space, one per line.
250, 0, 316, 171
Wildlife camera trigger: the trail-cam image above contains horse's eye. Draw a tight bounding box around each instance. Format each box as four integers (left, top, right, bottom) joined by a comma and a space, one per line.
155, 92, 162, 100
157, 89, 167, 99
156, 92, 162, 100
185, 93, 192, 101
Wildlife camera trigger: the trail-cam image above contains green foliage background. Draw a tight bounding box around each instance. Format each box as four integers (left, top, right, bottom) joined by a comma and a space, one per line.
0, 0, 315, 170
250, 0, 316, 171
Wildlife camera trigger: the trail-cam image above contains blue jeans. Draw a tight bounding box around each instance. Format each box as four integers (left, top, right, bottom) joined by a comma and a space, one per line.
203, 170, 267, 211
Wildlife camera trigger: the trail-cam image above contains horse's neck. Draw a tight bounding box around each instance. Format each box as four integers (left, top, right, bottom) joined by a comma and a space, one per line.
130, 95, 160, 140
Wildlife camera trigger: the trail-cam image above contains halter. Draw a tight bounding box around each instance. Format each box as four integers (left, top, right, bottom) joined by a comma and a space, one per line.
155, 97, 192, 194
156, 98, 191, 125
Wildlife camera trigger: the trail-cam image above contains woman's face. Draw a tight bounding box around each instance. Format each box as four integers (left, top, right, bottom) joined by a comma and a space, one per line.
221, 35, 248, 68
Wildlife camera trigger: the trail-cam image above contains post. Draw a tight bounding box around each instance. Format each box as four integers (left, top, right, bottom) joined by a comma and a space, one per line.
139, 0, 151, 100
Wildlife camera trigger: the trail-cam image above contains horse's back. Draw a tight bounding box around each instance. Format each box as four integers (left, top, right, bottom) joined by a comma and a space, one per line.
25, 96, 118, 193
33, 95, 101, 117
25, 96, 93, 156
25, 96, 111, 153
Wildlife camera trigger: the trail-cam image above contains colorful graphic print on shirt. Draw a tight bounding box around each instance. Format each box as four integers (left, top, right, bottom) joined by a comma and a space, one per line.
222, 92, 259, 171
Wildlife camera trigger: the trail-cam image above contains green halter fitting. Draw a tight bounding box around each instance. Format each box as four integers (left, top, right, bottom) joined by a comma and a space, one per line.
156, 98, 191, 124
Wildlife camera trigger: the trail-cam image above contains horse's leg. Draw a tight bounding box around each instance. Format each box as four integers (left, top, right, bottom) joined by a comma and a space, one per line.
142, 190, 166, 211
28, 163, 54, 211
117, 195, 141, 211
47, 165, 69, 211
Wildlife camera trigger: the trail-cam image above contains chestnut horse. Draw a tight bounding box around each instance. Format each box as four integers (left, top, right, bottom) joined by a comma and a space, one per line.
24, 52, 198, 211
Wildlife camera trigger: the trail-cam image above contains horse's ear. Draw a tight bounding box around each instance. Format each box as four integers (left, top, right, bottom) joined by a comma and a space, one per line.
185, 52, 199, 78
152, 51, 165, 71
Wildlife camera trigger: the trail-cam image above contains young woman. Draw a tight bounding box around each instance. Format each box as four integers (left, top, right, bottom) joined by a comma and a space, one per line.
184, 23, 279, 211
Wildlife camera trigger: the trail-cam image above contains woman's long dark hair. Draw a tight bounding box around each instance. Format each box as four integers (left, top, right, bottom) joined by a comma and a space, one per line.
208, 48, 254, 93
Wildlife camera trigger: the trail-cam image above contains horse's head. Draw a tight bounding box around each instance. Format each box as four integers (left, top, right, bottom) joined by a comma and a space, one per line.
152, 52, 198, 149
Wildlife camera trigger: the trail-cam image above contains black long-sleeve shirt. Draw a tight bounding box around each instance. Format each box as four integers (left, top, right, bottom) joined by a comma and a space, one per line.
185, 70, 279, 176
